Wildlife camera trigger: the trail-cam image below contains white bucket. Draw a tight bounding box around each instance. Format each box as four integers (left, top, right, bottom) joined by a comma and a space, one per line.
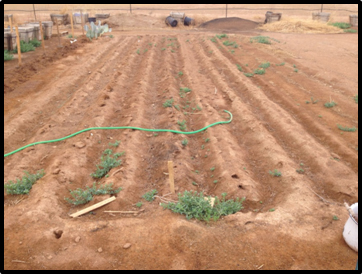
342, 203, 358, 252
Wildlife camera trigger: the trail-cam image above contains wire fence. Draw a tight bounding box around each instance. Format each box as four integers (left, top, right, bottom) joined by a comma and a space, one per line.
4, 4, 358, 23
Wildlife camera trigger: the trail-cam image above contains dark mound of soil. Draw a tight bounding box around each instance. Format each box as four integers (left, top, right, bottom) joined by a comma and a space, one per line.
199, 17, 260, 31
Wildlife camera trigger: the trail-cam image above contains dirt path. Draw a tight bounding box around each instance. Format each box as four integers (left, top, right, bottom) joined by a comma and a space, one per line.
4, 21, 358, 270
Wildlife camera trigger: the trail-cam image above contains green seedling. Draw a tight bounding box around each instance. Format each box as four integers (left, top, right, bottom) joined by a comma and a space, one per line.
213, 180, 218, 184
254, 68, 265, 75
192, 181, 198, 186
109, 140, 120, 147
178, 71, 183, 76
343, 29, 357, 33
181, 139, 188, 146
174, 104, 180, 111
210, 167, 215, 171
269, 169, 282, 177
163, 98, 174, 108
236, 64, 243, 72
354, 94, 358, 104
161, 48, 166, 51
65, 182, 122, 205
259, 62, 270, 69
275, 62, 285, 66
216, 34, 228, 39
136, 202, 143, 208
142, 189, 158, 202
223, 40, 237, 47
210, 37, 217, 43
294, 69, 299, 73
337, 124, 357, 132
161, 191, 245, 222
244, 73, 254, 77
177, 120, 187, 131
4, 170, 45, 195
324, 101, 337, 108
90, 149, 124, 179
296, 168, 305, 174
205, 138, 210, 143
29, 39, 41, 47
332, 215, 339, 220
269, 208, 275, 212
136, 49, 140, 54
329, 22, 351, 29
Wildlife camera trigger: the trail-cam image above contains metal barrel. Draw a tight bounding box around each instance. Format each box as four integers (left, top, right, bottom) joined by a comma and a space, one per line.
184, 16, 195, 26
165, 16, 178, 27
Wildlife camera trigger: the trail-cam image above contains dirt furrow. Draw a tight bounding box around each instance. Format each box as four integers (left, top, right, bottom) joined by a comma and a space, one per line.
201, 37, 357, 203
212, 36, 358, 172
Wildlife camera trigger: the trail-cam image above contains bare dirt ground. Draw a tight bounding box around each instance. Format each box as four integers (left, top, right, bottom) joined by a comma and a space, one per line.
4, 11, 358, 270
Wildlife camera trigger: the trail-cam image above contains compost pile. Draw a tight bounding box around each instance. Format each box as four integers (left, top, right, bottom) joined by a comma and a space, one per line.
199, 17, 260, 31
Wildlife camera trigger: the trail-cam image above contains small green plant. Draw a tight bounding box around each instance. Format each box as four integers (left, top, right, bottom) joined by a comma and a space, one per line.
210, 167, 215, 171
171, 49, 175, 53
4, 50, 13, 61
259, 62, 270, 69
109, 140, 120, 147
223, 40, 237, 47
213, 180, 218, 184
276, 62, 285, 66
4, 170, 45, 195
250, 36, 271, 44
196, 105, 202, 111
205, 138, 210, 143
161, 191, 245, 222
178, 71, 183, 76
354, 94, 358, 104
296, 168, 305, 174
65, 182, 122, 205
13, 40, 35, 53
194, 170, 199, 174
210, 37, 217, 43
332, 215, 339, 220
192, 181, 198, 186
244, 73, 254, 77
201, 145, 205, 150
337, 124, 357, 132
293, 64, 297, 68
324, 101, 337, 108
329, 22, 351, 29
269, 208, 276, 212
136, 49, 140, 54
181, 139, 188, 146
144, 49, 148, 53
163, 98, 174, 108
142, 189, 158, 202
29, 39, 41, 47
177, 120, 187, 131
294, 69, 299, 73
254, 68, 265, 75
216, 34, 228, 39
90, 149, 124, 179
174, 104, 180, 111
269, 169, 282, 177
343, 29, 357, 33
161, 47, 166, 51
136, 202, 143, 208
180, 87, 192, 92
153, 133, 158, 137
109, 35, 114, 38
67, 34, 73, 38
311, 97, 318, 104
236, 64, 243, 72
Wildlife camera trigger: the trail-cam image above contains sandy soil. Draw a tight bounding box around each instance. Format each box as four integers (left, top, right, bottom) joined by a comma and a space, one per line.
4, 12, 358, 270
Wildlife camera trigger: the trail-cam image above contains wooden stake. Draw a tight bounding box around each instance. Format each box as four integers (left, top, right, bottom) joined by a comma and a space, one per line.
56, 20, 62, 47
39, 21, 45, 54
70, 196, 116, 218
168, 161, 175, 194
15, 25, 21, 66
80, 10, 84, 35
70, 10, 74, 38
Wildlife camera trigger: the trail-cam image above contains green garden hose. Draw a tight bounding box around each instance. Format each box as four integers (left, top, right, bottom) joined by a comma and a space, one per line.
4, 110, 233, 158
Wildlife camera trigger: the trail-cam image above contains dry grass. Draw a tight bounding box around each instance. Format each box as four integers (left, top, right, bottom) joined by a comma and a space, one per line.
259, 17, 344, 34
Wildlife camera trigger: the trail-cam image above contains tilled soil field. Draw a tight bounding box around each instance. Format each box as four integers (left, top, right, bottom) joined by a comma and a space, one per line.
4, 21, 358, 270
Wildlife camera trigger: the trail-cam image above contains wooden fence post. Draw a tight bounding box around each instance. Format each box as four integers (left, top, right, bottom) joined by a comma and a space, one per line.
168, 161, 175, 194
39, 20, 45, 54
15, 25, 21, 66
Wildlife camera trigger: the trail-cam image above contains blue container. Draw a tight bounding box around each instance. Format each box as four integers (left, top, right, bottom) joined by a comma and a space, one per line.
184, 16, 194, 26
165, 16, 177, 27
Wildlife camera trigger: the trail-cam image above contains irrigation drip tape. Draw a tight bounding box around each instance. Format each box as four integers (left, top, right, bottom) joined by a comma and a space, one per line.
4, 110, 233, 158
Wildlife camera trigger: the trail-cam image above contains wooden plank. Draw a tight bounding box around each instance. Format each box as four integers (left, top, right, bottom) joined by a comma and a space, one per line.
168, 161, 175, 194
55, 20, 61, 47
15, 25, 21, 66
70, 196, 116, 218
9, 17, 13, 33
